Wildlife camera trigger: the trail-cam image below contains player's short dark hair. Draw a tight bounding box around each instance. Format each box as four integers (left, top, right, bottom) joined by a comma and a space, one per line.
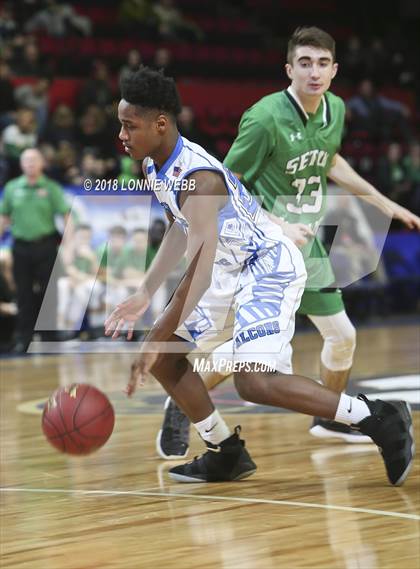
120, 65, 182, 118
287, 27, 336, 63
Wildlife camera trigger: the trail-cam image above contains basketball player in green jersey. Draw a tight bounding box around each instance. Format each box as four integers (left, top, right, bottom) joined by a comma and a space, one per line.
156, 26, 420, 459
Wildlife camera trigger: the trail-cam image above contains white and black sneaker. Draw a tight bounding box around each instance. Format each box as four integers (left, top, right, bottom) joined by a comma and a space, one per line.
310, 417, 372, 443
355, 394, 415, 486
169, 426, 257, 483
156, 397, 191, 460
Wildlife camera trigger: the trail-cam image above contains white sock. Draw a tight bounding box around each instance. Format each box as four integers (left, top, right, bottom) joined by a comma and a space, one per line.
334, 394, 371, 425
193, 410, 231, 445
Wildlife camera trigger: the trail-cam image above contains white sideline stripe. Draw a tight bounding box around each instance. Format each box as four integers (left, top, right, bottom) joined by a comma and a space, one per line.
358, 376, 420, 390
1, 487, 418, 521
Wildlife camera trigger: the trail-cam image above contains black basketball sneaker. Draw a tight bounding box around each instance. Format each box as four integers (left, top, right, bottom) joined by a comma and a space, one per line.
169, 426, 257, 483
354, 394, 415, 486
156, 397, 191, 460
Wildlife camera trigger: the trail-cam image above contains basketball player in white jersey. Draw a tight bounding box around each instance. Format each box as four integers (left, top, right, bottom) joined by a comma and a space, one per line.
105, 66, 414, 486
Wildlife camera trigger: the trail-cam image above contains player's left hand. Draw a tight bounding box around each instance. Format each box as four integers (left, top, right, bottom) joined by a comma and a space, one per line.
126, 342, 159, 397
389, 202, 420, 231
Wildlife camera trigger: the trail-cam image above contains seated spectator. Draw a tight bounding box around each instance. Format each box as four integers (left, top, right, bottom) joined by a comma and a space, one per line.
346, 79, 412, 143
1, 108, 37, 178
14, 76, 50, 133
0, 3, 17, 40
152, 0, 203, 42
364, 39, 388, 85
376, 143, 409, 200
118, 0, 156, 33
177, 105, 217, 156
24, 0, 92, 37
403, 142, 420, 215
11, 41, 47, 77
340, 35, 365, 85
117, 156, 141, 187
67, 149, 106, 186
96, 225, 130, 326
57, 224, 101, 332
41, 104, 77, 147
119, 49, 142, 84
53, 141, 79, 185
77, 61, 115, 113
0, 61, 16, 131
116, 227, 148, 290
151, 47, 176, 77
76, 106, 116, 161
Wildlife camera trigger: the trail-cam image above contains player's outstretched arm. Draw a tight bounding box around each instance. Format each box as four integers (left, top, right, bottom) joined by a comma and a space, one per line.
105, 215, 188, 339
144, 172, 222, 344
328, 154, 420, 230
126, 172, 224, 395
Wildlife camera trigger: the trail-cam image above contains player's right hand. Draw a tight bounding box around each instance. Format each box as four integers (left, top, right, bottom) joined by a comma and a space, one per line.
282, 222, 314, 247
104, 289, 151, 340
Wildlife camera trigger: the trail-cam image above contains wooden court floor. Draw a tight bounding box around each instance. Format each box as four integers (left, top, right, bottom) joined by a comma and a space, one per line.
1, 324, 419, 569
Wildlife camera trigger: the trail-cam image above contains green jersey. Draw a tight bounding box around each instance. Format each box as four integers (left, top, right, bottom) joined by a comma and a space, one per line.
96, 243, 126, 278
0, 175, 69, 241
224, 88, 345, 289
115, 246, 147, 275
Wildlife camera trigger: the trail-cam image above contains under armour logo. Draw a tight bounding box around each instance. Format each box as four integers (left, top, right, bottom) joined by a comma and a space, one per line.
290, 132, 303, 142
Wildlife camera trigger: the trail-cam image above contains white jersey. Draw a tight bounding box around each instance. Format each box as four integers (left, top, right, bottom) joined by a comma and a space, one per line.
142, 135, 285, 271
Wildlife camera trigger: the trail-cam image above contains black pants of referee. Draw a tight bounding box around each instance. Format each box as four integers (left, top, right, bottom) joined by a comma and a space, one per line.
12, 234, 59, 347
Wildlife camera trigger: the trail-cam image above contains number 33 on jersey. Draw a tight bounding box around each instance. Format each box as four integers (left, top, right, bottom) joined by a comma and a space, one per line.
224, 86, 345, 228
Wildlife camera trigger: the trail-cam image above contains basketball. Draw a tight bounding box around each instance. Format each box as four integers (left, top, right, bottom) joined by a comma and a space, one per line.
42, 383, 115, 455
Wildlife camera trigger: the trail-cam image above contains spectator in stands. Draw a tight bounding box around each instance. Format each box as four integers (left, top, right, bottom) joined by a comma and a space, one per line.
68, 149, 106, 186
96, 225, 129, 327
152, 0, 203, 42
118, 0, 157, 36
346, 79, 412, 143
77, 105, 116, 162
0, 148, 72, 352
117, 156, 141, 187
41, 104, 77, 147
119, 49, 142, 84
53, 141, 79, 184
376, 143, 410, 202
1, 108, 37, 177
0, 3, 17, 41
0, 61, 16, 131
364, 39, 388, 85
77, 60, 115, 113
403, 142, 420, 215
152, 47, 176, 78
341, 35, 365, 85
24, 0, 92, 37
14, 76, 51, 133
116, 227, 148, 290
177, 105, 217, 156
57, 224, 100, 333
11, 41, 47, 76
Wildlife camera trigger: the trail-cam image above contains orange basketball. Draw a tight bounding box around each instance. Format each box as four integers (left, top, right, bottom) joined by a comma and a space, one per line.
42, 383, 115, 455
